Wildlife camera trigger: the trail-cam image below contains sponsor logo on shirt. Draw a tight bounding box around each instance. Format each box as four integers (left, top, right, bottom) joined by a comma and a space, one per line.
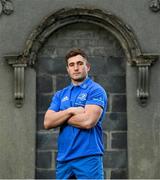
61, 96, 69, 102
92, 97, 104, 105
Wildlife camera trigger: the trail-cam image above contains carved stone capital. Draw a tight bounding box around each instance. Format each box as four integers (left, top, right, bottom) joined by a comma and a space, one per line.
135, 54, 158, 66
0, 0, 14, 16
4, 55, 27, 108
149, 0, 160, 12
134, 54, 159, 106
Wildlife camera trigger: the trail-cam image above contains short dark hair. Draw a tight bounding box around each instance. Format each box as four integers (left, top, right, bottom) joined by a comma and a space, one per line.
65, 48, 88, 64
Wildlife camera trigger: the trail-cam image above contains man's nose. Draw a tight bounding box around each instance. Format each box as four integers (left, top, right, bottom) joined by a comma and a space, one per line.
74, 64, 78, 70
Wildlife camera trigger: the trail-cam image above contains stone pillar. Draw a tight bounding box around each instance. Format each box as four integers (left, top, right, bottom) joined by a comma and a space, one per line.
127, 59, 160, 179
0, 59, 36, 178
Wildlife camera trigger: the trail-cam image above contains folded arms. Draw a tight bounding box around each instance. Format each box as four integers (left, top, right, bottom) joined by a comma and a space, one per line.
44, 105, 102, 130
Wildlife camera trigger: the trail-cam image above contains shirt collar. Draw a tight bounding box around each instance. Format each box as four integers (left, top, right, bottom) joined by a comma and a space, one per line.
69, 77, 91, 89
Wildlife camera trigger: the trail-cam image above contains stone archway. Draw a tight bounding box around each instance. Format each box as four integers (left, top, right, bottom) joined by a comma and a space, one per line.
30, 9, 141, 179
21, 8, 142, 65
4, 7, 158, 179
36, 21, 127, 178
5, 8, 158, 108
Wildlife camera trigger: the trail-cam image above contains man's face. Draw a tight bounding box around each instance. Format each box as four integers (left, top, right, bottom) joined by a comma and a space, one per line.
66, 54, 90, 84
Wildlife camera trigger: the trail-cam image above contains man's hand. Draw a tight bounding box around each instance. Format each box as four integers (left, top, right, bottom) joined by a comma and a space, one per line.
67, 105, 103, 129
44, 107, 85, 129
67, 106, 85, 115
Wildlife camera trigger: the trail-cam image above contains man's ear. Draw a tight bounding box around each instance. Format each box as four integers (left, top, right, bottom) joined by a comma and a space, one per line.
87, 63, 91, 72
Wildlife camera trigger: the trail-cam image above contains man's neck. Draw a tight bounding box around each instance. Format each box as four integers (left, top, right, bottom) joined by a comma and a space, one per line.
71, 76, 88, 86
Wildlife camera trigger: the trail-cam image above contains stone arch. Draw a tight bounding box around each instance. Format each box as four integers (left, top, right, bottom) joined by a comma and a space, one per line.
5, 8, 158, 107
36, 19, 128, 179
21, 8, 141, 66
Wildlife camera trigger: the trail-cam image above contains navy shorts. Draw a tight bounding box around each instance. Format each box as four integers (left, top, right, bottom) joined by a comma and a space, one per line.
56, 155, 104, 179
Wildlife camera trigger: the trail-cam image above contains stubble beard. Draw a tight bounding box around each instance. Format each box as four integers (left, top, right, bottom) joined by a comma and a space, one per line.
71, 75, 86, 83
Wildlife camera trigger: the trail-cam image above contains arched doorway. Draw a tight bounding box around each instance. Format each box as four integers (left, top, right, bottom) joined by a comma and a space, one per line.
4, 7, 159, 179
5, 8, 150, 179
36, 22, 127, 179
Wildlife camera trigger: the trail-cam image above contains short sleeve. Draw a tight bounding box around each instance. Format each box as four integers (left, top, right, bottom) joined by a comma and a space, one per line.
86, 87, 107, 109
48, 91, 61, 112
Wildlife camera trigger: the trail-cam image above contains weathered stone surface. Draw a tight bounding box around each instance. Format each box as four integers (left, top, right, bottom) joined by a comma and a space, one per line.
37, 112, 45, 131
37, 57, 66, 75
36, 151, 52, 169
95, 75, 126, 93
37, 74, 53, 93
102, 112, 127, 131
111, 132, 127, 149
56, 75, 70, 91
1, 0, 160, 179
37, 132, 58, 150
0, 67, 36, 178
36, 169, 55, 179
111, 95, 126, 112
111, 169, 128, 179
103, 150, 127, 168
37, 94, 52, 112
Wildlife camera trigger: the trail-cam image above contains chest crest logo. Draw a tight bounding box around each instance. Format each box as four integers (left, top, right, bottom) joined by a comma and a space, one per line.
77, 93, 87, 101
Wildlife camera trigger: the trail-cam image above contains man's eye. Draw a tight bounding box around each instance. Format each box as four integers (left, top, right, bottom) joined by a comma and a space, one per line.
69, 63, 74, 67
78, 62, 83, 65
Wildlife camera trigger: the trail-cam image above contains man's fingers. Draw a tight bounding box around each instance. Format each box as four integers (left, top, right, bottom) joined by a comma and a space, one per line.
68, 107, 85, 115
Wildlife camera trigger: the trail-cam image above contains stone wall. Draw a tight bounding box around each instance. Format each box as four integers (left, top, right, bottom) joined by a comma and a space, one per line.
0, 0, 160, 179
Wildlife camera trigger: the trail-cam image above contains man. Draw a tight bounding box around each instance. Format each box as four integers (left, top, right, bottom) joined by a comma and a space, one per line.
44, 48, 107, 179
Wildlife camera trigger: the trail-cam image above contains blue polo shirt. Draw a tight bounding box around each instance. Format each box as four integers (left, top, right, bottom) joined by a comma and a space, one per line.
48, 77, 107, 162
